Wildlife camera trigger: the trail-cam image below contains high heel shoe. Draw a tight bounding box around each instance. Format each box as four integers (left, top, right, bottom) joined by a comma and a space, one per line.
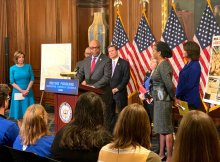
161, 156, 167, 161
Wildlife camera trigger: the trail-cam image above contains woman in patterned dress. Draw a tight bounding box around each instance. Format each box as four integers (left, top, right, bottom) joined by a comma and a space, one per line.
151, 41, 175, 162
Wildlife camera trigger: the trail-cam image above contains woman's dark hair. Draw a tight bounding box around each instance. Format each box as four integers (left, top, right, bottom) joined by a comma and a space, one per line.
60, 92, 112, 150
183, 41, 200, 60
111, 103, 151, 149
172, 110, 220, 162
155, 41, 172, 58
0, 84, 10, 108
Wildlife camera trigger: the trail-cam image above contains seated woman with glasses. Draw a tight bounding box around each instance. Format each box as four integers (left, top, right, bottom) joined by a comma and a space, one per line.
0, 84, 19, 147
98, 103, 161, 162
13, 104, 54, 157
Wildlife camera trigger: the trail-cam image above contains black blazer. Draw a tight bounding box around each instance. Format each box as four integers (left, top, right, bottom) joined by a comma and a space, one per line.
110, 58, 130, 100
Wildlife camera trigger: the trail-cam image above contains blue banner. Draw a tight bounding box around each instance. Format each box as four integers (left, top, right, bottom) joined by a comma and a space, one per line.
45, 78, 79, 95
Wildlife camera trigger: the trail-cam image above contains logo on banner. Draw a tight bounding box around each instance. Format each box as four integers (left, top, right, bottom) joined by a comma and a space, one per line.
59, 102, 72, 123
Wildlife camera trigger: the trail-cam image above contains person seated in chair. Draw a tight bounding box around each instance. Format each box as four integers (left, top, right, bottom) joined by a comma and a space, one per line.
13, 104, 54, 157
172, 110, 220, 162
98, 103, 161, 162
0, 84, 19, 147
51, 92, 112, 162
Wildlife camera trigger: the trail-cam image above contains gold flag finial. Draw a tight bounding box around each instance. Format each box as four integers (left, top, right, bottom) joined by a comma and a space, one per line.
139, 0, 149, 13
114, 0, 122, 10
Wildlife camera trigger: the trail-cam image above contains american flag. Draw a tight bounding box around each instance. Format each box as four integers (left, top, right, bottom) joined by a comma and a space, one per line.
193, 4, 220, 95
133, 15, 156, 84
112, 16, 137, 96
162, 7, 187, 87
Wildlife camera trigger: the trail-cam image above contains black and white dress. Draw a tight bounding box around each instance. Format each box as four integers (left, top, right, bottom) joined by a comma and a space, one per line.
151, 60, 174, 134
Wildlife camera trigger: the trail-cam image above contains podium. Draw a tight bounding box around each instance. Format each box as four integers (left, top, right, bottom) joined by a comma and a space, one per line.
54, 84, 103, 132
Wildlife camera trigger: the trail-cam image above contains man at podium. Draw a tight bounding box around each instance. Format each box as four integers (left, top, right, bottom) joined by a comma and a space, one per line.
76, 40, 112, 130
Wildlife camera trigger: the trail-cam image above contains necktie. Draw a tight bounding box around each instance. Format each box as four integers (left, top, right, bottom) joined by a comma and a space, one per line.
90, 57, 96, 73
112, 61, 116, 76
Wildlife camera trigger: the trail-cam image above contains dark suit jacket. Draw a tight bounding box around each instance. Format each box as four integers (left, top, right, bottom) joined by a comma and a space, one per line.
77, 54, 112, 89
75, 60, 84, 71
110, 58, 130, 106
176, 60, 201, 108
77, 54, 112, 128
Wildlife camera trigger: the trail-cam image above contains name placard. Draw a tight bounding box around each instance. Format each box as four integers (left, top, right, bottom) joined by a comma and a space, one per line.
45, 78, 79, 95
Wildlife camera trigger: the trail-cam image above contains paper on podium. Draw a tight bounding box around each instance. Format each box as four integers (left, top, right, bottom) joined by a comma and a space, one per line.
178, 100, 189, 116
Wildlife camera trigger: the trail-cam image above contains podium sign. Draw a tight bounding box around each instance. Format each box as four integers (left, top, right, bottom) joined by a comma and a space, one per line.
45, 78, 79, 95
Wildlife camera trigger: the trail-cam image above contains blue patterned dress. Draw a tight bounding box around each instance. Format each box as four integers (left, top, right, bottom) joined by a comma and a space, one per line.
9, 64, 35, 119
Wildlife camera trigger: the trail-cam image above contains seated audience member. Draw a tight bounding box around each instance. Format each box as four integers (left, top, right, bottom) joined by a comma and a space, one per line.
98, 103, 161, 162
51, 92, 112, 162
0, 84, 19, 147
13, 104, 54, 157
172, 110, 220, 162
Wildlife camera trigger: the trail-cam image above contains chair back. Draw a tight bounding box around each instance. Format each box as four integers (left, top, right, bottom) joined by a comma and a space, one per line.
0, 145, 14, 162
0, 145, 61, 162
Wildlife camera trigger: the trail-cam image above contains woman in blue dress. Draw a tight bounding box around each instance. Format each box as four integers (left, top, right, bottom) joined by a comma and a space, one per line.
13, 104, 54, 157
176, 41, 201, 109
9, 50, 35, 120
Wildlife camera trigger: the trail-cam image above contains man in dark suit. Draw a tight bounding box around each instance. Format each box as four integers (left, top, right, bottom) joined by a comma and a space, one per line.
108, 45, 130, 131
77, 40, 112, 129
75, 47, 91, 71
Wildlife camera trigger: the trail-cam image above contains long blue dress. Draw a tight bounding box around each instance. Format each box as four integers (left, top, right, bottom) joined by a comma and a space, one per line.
9, 64, 35, 119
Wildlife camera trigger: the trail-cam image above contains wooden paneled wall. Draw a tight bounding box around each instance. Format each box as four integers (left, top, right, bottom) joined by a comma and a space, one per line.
110, 0, 162, 41
0, 0, 163, 105
1, 0, 78, 105
0, 0, 7, 83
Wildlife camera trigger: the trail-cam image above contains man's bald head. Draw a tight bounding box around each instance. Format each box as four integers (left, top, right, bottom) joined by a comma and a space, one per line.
89, 40, 101, 57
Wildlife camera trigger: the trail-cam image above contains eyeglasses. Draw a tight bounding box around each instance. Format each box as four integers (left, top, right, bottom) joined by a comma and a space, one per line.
89, 46, 100, 50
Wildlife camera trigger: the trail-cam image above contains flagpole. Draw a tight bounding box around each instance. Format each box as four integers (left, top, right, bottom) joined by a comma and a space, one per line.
172, 0, 177, 12
114, 0, 124, 29
207, 0, 213, 13
113, 0, 139, 98
140, 0, 150, 25
162, 0, 168, 32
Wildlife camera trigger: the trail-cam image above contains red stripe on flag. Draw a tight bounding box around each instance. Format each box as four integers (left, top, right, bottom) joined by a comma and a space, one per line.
129, 44, 146, 77
125, 44, 143, 85
118, 48, 136, 94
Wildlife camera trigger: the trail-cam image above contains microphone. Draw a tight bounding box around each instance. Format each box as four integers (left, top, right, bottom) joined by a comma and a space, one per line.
73, 67, 79, 73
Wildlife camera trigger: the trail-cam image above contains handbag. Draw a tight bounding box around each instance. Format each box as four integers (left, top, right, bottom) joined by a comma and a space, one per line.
152, 85, 170, 101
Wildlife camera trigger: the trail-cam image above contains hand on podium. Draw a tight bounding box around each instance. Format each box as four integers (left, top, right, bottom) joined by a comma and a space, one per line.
81, 81, 95, 88
81, 80, 87, 85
